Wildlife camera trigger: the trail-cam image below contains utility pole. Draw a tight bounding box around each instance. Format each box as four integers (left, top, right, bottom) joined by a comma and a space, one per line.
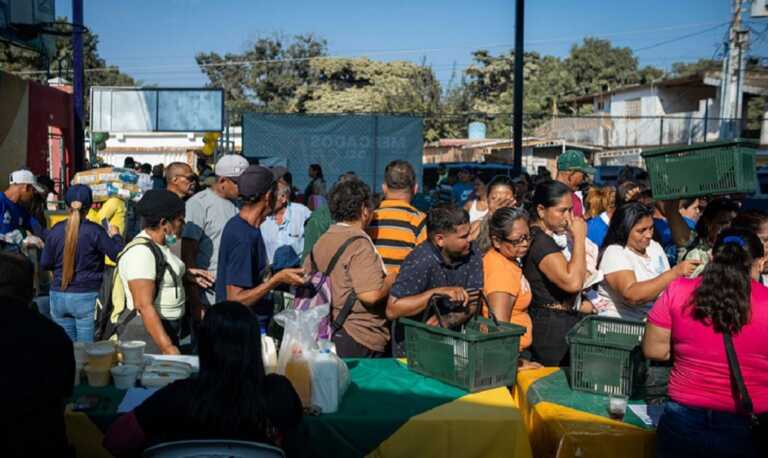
719, 0, 749, 139
72, 0, 85, 172
512, 0, 524, 175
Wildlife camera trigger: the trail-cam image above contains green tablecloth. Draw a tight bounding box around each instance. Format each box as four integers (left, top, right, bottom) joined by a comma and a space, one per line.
68, 359, 531, 458
525, 369, 653, 429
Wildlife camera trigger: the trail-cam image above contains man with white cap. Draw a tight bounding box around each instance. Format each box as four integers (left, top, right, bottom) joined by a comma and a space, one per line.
1, 169, 45, 237
182, 154, 249, 321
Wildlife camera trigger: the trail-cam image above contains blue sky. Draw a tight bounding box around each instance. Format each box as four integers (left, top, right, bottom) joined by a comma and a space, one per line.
54, 0, 767, 89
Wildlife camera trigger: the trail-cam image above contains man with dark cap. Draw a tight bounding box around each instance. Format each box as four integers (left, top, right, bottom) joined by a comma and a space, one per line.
215, 165, 304, 330
182, 154, 248, 320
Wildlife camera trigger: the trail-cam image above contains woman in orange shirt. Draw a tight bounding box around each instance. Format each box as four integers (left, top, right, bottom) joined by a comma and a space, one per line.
480, 207, 540, 369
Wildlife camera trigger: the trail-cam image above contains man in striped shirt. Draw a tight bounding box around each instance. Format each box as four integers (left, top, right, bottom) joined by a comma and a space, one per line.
368, 160, 427, 275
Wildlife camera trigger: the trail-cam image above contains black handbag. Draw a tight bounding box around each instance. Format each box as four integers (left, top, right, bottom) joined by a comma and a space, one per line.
722, 332, 768, 453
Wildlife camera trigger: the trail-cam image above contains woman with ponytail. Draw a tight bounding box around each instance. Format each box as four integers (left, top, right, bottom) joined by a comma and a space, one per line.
643, 228, 768, 458
41, 185, 123, 342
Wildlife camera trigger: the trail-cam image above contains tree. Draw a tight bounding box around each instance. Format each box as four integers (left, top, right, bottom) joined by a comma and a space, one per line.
195, 34, 327, 121
670, 59, 720, 77
0, 19, 136, 125
565, 37, 641, 95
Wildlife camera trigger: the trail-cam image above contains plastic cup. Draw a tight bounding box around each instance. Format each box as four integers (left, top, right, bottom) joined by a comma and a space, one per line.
73, 342, 88, 365
86, 342, 116, 370
84, 364, 111, 387
118, 341, 146, 366
608, 395, 628, 421
111, 364, 140, 390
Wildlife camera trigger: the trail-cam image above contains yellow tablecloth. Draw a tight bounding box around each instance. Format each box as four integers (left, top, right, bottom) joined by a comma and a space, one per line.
512, 368, 655, 458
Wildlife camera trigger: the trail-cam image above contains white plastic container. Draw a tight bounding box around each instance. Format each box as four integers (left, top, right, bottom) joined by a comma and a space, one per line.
111, 364, 141, 389
311, 351, 341, 414
118, 340, 146, 366
261, 334, 278, 374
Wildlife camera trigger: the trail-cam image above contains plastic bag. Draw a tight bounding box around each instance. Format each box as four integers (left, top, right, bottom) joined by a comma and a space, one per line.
274, 305, 329, 375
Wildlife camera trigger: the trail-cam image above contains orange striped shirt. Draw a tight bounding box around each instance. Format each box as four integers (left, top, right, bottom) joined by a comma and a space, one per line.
367, 199, 427, 274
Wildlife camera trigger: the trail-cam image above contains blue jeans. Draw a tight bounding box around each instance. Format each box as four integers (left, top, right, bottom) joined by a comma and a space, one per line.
49, 291, 98, 343
656, 400, 758, 458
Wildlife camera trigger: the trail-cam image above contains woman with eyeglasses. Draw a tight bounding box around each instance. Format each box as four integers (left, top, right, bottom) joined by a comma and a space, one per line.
522, 180, 589, 366
597, 202, 699, 320
480, 207, 539, 368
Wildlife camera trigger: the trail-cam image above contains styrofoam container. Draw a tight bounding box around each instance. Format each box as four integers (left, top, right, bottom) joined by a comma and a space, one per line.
111, 364, 140, 389
87, 343, 116, 370
84, 365, 111, 387
118, 341, 146, 366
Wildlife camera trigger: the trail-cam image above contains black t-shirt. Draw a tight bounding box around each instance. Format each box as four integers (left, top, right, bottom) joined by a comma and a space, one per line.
1, 304, 75, 457
523, 226, 577, 308
135, 374, 302, 448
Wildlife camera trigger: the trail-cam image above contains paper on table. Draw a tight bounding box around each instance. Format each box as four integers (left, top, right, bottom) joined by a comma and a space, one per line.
628, 404, 661, 427
118, 387, 158, 413
147, 354, 200, 372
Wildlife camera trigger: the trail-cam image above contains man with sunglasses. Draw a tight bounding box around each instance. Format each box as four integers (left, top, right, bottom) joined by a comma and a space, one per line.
182, 155, 248, 324
165, 162, 196, 199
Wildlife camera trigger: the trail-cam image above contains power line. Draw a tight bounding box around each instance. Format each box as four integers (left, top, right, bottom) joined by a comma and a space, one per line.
632, 22, 729, 52
11, 21, 731, 76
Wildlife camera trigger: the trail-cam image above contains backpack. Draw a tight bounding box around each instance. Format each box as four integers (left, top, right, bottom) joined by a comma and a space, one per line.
293, 236, 366, 341
94, 236, 179, 341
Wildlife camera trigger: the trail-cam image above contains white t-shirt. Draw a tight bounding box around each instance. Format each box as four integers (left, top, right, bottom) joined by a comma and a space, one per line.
596, 241, 670, 321
118, 231, 187, 320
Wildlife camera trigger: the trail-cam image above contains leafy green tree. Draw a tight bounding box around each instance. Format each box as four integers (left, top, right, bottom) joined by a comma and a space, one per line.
565, 37, 640, 95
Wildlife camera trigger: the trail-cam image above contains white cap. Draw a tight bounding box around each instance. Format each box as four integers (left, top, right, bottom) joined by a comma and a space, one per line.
9, 169, 45, 193
214, 154, 249, 178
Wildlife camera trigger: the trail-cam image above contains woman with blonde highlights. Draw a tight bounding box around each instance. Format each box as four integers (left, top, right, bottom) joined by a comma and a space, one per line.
41, 185, 124, 342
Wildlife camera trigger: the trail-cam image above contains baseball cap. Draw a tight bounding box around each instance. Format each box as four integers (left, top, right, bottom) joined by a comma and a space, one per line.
136, 190, 185, 219
214, 154, 249, 178
557, 150, 596, 175
236, 165, 276, 200
9, 169, 45, 193
65, 184, 93, 210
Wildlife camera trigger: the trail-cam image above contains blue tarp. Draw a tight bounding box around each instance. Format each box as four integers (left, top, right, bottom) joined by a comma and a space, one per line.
242, 114, 423, 191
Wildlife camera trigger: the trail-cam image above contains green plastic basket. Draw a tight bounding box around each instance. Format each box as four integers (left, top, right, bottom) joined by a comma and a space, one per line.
642, 139, 758, 200
566, 315, 647, 398
402, 316, 526, 392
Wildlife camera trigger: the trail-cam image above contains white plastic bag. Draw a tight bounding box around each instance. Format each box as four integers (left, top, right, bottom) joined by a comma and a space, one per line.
274, 305, 329, 375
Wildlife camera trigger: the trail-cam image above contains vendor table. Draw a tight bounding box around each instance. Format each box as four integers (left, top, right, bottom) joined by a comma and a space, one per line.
513, 367, 656, 458
66, 358, 532, 458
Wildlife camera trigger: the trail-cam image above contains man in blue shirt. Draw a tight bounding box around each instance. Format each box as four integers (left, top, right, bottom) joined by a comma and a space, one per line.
260, 181, 312, 269
215, 165, 304, 328
451, 168, 475, 206
1, 169, 44, 236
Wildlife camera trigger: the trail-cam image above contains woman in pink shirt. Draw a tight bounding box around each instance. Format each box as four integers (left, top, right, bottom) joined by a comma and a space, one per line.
643, 228, 768, 458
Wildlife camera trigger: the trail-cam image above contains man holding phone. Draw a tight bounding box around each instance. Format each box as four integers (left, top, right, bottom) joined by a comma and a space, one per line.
386, 205, 484, 356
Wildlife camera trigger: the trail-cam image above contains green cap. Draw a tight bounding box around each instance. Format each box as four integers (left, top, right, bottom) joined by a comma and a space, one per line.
557, 149, 596, 175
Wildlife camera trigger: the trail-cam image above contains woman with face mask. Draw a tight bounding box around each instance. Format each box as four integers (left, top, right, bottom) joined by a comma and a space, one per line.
522, 180, 588, 366
117, 190, 213, 354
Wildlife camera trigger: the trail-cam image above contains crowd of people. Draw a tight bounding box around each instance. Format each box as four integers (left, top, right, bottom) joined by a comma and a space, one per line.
3, 148, 767, 457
